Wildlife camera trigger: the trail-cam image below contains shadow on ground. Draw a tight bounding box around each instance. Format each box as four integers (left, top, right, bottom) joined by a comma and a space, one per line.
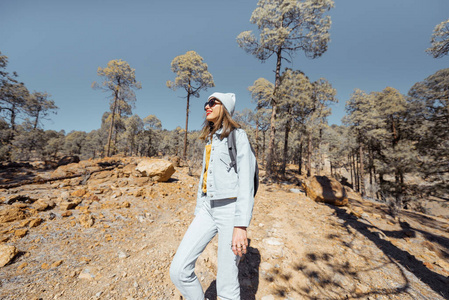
205, 243, 260, 300
327, 205, 449, 299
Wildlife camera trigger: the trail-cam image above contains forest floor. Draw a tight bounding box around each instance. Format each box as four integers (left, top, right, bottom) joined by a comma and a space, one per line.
0, 157, 448, 300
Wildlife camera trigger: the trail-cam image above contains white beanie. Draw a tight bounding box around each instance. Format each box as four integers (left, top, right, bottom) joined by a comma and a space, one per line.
208, 92, 236, 116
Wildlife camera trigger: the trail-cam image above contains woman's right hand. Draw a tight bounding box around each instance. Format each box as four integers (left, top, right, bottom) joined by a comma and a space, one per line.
231, 226, 248, 257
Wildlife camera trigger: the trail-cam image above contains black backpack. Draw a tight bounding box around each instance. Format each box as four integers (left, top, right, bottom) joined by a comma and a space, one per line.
227, 129, 259, 196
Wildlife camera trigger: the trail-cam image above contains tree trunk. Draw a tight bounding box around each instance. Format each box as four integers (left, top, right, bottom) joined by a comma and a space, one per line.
377, 173, 384, 201
281, 118, 291, 175
106, 91, 118, 157
391, 117, 398, 147
10, 103, 17, 132
298, 142, 303, 175
147, 132, 152, 157
307, 133, 312, 177
359, 142, 365, 196
395, 171, 401, 205
113, 123, 118, 155
267, 104, 277, 175
266, 51, 283, 176
255, 120, 260, 159
33, 107, 41, 130
262, 131, 267, 169
368, 144, 374, 197
349, 154, 354, 189
354, 152, 359, 192
183, 93, 190, 161
317, 129, 323, 176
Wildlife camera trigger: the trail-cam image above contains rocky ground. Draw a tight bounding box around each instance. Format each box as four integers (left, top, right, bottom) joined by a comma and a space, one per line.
0, 157, 448, 300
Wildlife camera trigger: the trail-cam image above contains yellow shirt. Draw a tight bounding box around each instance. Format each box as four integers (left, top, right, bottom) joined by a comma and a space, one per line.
202, 144, 212, 194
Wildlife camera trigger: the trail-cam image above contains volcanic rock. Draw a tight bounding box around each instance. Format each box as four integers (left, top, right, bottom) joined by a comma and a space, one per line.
135, 159, 175, 182
302, 175, 348, 206
0, 244, 18, 267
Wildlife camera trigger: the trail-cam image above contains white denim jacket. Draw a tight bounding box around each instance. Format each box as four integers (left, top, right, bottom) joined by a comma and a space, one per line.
195, 128, 256, 227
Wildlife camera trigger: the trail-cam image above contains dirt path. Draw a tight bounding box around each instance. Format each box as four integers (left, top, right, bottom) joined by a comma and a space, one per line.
0, 163, 448, 299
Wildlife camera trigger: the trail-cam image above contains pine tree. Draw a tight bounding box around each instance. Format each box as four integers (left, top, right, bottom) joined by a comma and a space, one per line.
237, 0, 334, 176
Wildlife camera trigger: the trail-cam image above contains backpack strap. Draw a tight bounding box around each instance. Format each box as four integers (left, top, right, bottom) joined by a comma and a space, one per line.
228, 128, 259, 196
228, 129, 238, 173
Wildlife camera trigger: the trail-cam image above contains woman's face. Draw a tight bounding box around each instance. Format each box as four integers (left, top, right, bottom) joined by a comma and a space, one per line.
205, 98, 222, 124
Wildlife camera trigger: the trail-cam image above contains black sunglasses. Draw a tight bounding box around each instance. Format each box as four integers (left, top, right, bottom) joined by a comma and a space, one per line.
204, 98, 221, 110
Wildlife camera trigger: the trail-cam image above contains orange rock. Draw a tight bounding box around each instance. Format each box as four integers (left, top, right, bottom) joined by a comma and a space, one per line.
51, 260, 63, 268
15, 229, 28, 238
29, 218, 43, 228
134, 188, 145, 197
71, 189, 87, 197
61, 211, 72, 217
78, 214, 95, 228
423, 262, 434, 270
19, 219, 31, 227
59, 201, 78, 210
0, 244, 18, 267
0, 207, 28, 223
302, 176, 348, 206
88, 195, 100, 202
135, 159, 176, 182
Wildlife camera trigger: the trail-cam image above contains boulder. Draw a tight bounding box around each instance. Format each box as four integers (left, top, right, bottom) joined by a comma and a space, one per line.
302, 176, 348, 206
29, 218, 44, 228
120, 163, 141, 178
51, 163, 84, 178
59, 201, 79, 210
0, 244, 18, 267
57, 155, 80, 166
135, 159, 176, 182
0, 207, 28, 223
15, 229, 28, 238
71, 189, 87, 197
32, 199, 55, 211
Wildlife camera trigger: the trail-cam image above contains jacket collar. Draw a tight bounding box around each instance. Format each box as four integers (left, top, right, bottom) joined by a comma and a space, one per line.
207, 128, 223, 143
215, 128, 223, 135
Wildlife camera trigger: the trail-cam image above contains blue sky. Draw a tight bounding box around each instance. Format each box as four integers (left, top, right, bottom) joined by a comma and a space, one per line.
1, 0, 448, 133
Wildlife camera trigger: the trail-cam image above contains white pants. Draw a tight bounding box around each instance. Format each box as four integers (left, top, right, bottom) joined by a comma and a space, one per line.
170, 198, 240, 300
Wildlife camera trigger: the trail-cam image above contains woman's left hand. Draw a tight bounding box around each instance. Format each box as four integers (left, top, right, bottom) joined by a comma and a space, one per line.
232, 227, 248, 257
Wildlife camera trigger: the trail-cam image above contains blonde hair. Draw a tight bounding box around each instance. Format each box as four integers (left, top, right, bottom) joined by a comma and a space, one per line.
199, 105, 240, 141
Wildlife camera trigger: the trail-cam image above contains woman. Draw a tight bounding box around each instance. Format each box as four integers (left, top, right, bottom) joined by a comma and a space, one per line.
170, 92, 256, 300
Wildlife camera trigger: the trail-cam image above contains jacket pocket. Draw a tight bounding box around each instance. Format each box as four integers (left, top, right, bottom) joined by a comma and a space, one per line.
216, 151, 238, 191
219, 151, 232, 172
